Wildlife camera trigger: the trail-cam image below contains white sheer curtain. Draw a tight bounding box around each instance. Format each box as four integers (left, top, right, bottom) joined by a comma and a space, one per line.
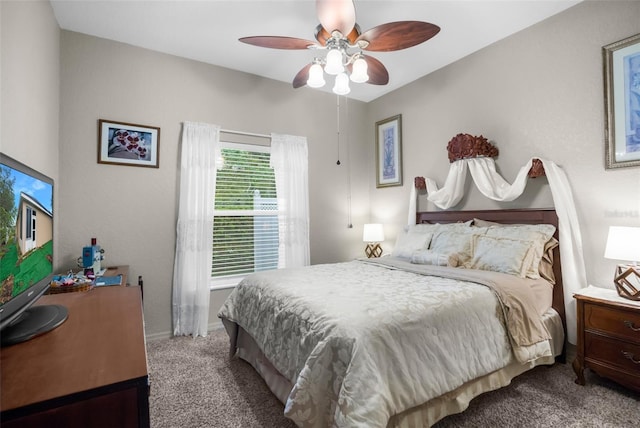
270, 133, 310, 268
407, 157, 586, 344
172, 122, 220, 337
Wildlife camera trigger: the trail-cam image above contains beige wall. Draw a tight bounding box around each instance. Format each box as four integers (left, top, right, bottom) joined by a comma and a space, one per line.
5, 1, 640, 340
1, 0, 60, 263
368, 1, 640, 292
58, 31, 370, 339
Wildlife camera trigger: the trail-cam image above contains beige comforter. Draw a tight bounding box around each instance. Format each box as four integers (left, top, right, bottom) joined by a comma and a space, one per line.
218, 258, 552, 428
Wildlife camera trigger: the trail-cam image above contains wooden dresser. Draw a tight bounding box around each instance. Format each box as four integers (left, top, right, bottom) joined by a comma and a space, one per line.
0, 279, 149, 427
572, 286, 640, 392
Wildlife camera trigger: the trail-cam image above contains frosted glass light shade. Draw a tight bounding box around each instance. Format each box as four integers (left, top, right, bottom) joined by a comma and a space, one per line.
350, 57, 369, 83
332, 72, 350, 95
307, 63, 325, 88
604, 226, 640, 262
363, 224, 385, 243
324, 49, 344, 75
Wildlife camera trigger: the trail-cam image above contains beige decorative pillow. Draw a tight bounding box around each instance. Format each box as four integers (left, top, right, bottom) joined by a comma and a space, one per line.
429, 230, 484, 263
392, 231, 433, 259
539, 237, 559, 284
466, 235, 535, 278
410, 250, 460, 267
473, 218, 500, 227
484, 224, 556, 279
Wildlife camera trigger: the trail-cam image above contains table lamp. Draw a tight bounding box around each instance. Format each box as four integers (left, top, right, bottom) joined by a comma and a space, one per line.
604, 226, 640, 301
363, 223, 384, 258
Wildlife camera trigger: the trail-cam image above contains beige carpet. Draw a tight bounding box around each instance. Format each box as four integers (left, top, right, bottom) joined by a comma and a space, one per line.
147, 328, 639, 428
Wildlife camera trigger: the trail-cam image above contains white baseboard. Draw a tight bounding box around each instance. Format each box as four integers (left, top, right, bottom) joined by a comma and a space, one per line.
145, 330, 172, 342
145, 319, 225, 342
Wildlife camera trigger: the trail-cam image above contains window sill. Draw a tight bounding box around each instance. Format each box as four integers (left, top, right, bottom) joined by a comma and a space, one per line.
209, 276, 243, 291
210, 283, 237, 291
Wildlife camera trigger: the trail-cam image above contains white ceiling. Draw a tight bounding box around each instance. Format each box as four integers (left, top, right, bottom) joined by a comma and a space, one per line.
50, 0, 581, 102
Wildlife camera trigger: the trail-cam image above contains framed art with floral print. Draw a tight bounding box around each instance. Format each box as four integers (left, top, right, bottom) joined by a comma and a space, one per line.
375, 114, 403, 187
603, 33, 640, 169
98, 119, 160, 168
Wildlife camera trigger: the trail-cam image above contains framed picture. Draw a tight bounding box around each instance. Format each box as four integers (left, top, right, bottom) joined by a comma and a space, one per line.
98, 119, 160, 168
603, 33, 640, 169
375, 114, 403, 188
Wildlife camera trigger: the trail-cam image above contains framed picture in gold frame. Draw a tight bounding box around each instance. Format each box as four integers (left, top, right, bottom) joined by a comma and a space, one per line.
603, 33, 640, 169
375, 114, 402, 188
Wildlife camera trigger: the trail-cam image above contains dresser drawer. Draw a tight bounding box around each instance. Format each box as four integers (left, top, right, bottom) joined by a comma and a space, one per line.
584, 303, 640, 344
585, 332, 640, 374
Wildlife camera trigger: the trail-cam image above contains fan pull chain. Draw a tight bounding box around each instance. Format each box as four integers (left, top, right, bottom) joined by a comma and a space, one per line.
336, 94, 341, 165
345, 96, 353, 229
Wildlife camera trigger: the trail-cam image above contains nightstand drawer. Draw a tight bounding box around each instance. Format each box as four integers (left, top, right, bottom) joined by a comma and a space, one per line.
585, 332, 640, 374
584, 303, 640, 344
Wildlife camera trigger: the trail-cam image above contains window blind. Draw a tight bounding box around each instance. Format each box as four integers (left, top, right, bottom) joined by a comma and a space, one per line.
212, 146, 278, 279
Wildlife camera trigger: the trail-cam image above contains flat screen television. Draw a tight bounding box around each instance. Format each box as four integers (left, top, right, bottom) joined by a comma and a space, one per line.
0, 153, 67, 347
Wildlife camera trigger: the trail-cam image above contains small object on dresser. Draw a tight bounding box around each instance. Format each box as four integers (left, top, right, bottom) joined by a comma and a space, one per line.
604, 226, 640, 300
94, 275, 123, 287
48, 271, 93, 294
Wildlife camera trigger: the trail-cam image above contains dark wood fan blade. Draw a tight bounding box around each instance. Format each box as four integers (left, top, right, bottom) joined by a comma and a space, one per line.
362, 55, 389, 85
345, 24, 361, 44
314, 25, 332, 46
293, 63, 312, 88
357, 21, 440, 52
239, 36, 316, 50
316, 0, 356, 37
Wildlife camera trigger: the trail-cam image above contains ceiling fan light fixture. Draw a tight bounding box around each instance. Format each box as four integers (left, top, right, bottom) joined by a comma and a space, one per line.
350, 57, 369, 83
333, 72, 351, 95
324, 48, 344, 75
307, 63, 326, 88
240, 2, 439, 94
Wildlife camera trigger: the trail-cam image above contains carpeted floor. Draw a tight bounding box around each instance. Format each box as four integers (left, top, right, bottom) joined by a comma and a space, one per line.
147, 329, 639, 428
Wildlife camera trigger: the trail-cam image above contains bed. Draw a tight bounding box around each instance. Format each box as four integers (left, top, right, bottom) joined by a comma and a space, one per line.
218, 208, 567, 427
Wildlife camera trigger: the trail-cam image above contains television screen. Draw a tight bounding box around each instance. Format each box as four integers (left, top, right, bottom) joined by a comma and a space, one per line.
0, 153, 66, 346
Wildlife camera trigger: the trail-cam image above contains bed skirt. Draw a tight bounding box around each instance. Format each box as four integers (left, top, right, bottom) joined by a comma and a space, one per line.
221, 308, 564, 428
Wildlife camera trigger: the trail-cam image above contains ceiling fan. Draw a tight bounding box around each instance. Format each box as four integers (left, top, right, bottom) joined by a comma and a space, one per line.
239, 0, 440, 95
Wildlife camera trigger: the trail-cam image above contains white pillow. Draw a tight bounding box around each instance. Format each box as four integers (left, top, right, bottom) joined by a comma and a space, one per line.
466, 235, 535, 278
411, 250, 460, 267
392, 231, 433, 259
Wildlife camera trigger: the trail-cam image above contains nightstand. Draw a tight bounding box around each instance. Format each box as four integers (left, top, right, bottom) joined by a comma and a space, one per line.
572, 286, 640, 393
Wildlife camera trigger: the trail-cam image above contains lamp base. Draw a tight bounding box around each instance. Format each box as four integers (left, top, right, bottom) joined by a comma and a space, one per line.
365, 243, 382, 258
614, 264, 640, 301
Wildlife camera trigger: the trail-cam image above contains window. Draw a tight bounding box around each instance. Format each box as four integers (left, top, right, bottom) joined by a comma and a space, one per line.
26, 207, 35, 240
211, 142, 278, 288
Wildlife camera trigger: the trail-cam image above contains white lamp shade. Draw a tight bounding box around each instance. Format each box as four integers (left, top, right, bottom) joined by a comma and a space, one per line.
307, 63, 326, 88
332, 72, 350, 95
363, 224, 385, 243
324, 49, 344, 75
350, 57, 369, 83
604, 226, 640, 262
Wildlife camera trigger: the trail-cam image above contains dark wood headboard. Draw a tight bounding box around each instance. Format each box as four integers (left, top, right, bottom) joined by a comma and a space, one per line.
416, 208, 566, 359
